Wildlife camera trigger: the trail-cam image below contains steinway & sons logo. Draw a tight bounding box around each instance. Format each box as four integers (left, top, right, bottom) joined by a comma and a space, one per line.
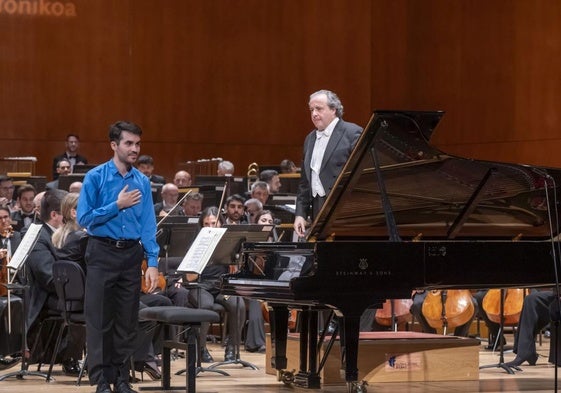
0, 0, 77, 17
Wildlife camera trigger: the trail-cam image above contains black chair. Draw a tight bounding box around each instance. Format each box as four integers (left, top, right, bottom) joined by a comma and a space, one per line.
46, 260, 87, 383
138, 306, 220, 393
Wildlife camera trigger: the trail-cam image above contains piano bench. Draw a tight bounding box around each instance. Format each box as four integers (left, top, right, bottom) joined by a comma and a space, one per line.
138, 306, 220, 393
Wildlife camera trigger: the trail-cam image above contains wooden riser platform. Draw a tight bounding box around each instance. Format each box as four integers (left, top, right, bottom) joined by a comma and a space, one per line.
266, 331, 481, 385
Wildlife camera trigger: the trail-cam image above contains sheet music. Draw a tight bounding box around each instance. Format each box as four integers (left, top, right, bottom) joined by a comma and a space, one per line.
177, 227, 227, 274
7, 223, 42, 271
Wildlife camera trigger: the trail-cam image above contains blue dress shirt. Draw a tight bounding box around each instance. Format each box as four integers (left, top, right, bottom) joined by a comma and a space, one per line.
77, 159, 160, 267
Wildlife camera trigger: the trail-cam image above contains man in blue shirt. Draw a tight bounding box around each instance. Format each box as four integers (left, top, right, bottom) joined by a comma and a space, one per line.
77, 121, 159, 393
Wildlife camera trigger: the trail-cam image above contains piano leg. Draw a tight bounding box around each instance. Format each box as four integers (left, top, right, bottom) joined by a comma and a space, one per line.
293, 307, 321, 389
269, 304, 289, 371
340, 314, 361, 383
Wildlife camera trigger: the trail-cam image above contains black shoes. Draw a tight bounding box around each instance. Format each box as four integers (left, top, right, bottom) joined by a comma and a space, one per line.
96, 382, 112, 393
504, 353, 539, 368
61, 358, 81, 376
0, 355, 21, 371
134, 361, 161, 380
114, 379, 138, 393
200, 347, 214, 363
224, 345, 236, 362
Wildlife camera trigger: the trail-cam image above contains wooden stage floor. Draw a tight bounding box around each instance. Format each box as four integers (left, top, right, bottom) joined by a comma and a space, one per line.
0, 333, 559, 393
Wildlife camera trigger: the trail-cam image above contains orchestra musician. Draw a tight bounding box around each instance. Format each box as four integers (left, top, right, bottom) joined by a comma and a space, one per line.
243, 210, 275, 353
0, 176, 16, 213
153, 183, 181, 217
0, 206, 22, 370
505, 290, 559, 368
10, 184, 37, 234
26, 189, 86, 375
187, 206, 246, 363
77, 121, 159, 393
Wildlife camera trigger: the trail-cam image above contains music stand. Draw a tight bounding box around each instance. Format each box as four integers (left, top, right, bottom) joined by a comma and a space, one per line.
177, 225, 273, 370
0, 223, 49, 381
206, 225, 272, 370
157, 220, 199, 275
479, 289, 517, 374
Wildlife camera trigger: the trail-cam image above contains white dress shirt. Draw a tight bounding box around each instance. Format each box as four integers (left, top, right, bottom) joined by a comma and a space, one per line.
310, 117, 339, 197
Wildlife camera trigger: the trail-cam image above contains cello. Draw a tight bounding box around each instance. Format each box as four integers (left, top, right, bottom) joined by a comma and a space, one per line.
375, 299, 413, 331
482, 288, 529, 325
421, 289, 475, 334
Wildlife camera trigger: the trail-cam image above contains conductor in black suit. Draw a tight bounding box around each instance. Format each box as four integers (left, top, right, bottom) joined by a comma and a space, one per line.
293, 89, 362, 237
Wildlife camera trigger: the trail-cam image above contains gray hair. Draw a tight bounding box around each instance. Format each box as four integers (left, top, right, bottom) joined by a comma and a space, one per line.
310, 89, 344, 118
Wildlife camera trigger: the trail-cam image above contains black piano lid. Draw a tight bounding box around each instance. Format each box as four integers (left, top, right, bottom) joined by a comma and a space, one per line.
309, 110, 561, 241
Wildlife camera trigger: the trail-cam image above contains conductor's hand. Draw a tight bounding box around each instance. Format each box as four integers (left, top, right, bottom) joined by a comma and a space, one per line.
293, 216, 307, 238
117, 185, 142, 209
144, 266, 159, 293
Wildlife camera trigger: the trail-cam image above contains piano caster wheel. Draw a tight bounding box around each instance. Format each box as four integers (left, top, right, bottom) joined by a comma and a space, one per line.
279, 370, 295, 385
349, 380, 368, 393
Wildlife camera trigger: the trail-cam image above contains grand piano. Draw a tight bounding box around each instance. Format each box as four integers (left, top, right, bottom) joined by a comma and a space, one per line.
221, 110, 561, 391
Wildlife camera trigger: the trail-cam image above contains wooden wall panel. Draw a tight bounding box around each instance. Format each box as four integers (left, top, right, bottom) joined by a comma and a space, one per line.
2, 0, 561, 186
371, 0, 561, 168
0, 0, 371, 181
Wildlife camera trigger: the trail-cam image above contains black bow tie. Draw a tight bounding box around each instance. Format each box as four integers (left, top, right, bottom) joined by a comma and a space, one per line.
22, 213, 34, 219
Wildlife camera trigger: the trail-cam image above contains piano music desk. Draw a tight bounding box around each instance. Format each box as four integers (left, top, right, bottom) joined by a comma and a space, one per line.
265, 331, 480, 385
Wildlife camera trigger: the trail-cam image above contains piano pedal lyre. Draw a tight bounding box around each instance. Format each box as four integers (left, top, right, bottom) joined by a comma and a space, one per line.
349, 380, 368, 393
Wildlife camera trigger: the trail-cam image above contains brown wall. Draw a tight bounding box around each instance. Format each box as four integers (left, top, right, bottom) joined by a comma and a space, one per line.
1, 0, 560, 183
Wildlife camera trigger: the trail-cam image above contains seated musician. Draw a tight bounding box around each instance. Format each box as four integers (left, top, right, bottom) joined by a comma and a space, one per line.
26, 189, 85, 375
182, 192, 203, 217
154, 183, 181, 217
243, 210, 275, 353
244, 198, 263, 224
10, 184, 37, 234
259, 170, 281, 194
0, 206, 23, 370
187, 206, 246, 362
504, 289, 559, 367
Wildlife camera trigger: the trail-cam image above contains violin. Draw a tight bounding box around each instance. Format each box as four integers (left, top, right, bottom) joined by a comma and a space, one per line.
482, 288, 529, 325
0, 225, 14, 297
141, 259, 166, 294
421, 289, 475, 331
375, 298, 413, 330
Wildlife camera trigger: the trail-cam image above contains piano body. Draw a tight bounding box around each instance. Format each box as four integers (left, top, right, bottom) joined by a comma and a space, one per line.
221, 110, 561, 391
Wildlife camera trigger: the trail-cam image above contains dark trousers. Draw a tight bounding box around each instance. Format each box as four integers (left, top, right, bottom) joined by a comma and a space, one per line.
188, 288, 245, 349
513, 290, 556, 362
85, 238, 143, 385
244, 299, 265, 350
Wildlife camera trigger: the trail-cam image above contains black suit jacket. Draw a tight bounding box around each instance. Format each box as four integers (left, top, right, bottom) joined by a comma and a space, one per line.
26, 224, 58, 328
52, 152, 88, 180
295, 118, 362, 219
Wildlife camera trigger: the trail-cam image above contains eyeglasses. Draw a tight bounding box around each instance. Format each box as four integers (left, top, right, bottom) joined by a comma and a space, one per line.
0, 186, 14, 191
